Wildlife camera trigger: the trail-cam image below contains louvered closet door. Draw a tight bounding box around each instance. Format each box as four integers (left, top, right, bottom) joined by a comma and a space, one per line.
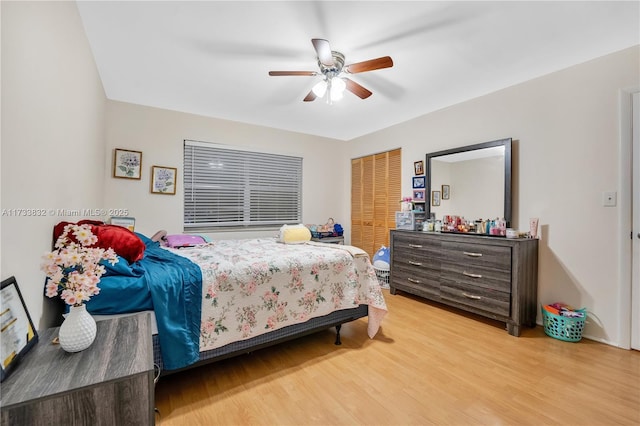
351, 148, 401, 259
373, 152, 389, 252
351, 158, 363, 250
387, 149, 402, 241
361, 156, 375, 256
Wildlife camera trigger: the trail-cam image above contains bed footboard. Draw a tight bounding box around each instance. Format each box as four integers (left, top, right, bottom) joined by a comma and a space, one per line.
154, 305, 368, 376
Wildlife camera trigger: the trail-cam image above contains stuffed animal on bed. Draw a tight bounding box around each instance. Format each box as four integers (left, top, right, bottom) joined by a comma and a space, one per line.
278, 224, 311, 244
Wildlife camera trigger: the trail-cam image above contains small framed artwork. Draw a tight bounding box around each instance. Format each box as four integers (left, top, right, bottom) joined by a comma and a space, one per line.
412, 176, 426, 189
442, 184, 450, 200
412, 189, 425, 201
1, 276, 38, 382
414, 160, 424, 176
414, 203, 425, 212
151, 166, 177, 195
113, 149, 142, 179
432, 190, 441, 206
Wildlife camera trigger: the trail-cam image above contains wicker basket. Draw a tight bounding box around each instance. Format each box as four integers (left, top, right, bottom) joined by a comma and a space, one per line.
373, 267, 390, 289
541, 306, 587, 342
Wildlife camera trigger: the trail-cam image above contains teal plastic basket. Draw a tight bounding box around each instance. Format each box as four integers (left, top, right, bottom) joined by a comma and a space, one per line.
541, 306, 587, 342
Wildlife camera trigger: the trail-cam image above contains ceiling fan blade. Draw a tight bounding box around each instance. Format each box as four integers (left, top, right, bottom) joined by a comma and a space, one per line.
303, 91, 317, 102
343, 78, 372, 99
345, 56, 393, 74
268, 71, 318, 76
311, 38, 334, 67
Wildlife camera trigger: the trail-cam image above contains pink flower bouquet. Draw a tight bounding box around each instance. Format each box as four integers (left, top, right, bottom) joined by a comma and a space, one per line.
41, 223, 119, 306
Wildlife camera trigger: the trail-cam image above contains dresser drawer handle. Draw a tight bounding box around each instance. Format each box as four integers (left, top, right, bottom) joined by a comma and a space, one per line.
408, 260, 423, 266
463, 271, 483, 279
408, 244, 423, 248
462, 292, 482, 300
463, 251, 483, 257
407, 277, 422, 284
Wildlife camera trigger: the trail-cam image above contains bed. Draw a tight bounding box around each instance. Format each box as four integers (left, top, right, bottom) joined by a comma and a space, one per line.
68, 228, 387, 375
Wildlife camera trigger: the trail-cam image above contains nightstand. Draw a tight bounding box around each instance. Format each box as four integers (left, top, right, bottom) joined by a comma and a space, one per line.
1, 313, 154, 425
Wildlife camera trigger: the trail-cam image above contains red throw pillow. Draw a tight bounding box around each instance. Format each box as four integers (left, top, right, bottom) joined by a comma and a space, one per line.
53, 220, 145, 263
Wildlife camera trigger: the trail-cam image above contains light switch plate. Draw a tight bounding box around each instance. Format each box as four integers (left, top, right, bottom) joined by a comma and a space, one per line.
603, 191, 617, 207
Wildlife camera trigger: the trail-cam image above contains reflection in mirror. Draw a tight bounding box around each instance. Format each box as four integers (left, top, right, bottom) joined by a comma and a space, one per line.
426, 138, 512, 226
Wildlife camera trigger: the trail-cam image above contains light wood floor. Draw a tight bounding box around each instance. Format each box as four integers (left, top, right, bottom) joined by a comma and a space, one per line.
155, 289, 640, 425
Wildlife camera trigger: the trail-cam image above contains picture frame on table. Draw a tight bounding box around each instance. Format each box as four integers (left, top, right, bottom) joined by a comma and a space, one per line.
432, 190, 441, 206
412, 176, 426, 189
1, 276, 38, 382
113, 148, 142, 179
442, 184, 450, 200
150, 166, 177, 195
109, 216, 136, 232
414, 160, 424, 175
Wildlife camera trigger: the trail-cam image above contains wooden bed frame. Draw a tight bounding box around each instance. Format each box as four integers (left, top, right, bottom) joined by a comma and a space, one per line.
153, 304, 368, 376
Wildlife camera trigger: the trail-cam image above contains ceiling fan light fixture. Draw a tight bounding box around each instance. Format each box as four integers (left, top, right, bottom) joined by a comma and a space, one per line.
312, 80, 327, 97
330, 77, 346, 101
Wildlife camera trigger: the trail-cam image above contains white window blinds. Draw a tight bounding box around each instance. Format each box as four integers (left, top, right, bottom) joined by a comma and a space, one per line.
184, 140, 302, 230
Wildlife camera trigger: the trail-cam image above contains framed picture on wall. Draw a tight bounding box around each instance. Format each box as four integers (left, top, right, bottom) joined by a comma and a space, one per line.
413, 189, 425, 201
414, 160, 424, 175
113, 148, 142, 179
442, 184, 450, 200
432, 190, 441, 206
151, 166, 177, 195
412, 176, 425, 189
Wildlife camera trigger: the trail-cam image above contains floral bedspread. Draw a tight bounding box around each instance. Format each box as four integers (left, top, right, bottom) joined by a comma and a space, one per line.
167, 238, 387, 352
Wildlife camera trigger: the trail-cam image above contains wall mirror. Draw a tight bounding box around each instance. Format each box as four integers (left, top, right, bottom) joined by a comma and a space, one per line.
426, 138, 512, 227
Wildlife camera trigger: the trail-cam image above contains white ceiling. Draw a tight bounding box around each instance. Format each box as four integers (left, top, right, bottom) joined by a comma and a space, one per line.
76, 1, 639, 141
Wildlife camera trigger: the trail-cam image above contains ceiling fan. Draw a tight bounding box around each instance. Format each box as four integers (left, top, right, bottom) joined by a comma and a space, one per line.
268, 38, 393, 103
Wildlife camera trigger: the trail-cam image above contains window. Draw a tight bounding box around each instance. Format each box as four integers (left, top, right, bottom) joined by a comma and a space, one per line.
184, 140, 302, 231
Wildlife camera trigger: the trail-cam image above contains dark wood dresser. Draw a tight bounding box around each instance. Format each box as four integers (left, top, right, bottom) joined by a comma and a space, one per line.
1, 313, 154, 425
390, 230, 538, 336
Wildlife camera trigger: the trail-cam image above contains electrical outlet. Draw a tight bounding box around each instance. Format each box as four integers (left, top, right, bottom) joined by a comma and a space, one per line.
603, 191, 617, 207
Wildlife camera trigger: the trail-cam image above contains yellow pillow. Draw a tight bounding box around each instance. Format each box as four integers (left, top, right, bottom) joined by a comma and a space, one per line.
279, 224, 311, 244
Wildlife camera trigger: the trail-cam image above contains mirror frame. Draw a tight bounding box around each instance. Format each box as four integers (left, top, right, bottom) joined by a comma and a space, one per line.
425, 137, 512, 227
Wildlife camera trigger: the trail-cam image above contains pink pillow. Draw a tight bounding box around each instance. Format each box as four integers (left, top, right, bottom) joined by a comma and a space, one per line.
165, 234, 206, 248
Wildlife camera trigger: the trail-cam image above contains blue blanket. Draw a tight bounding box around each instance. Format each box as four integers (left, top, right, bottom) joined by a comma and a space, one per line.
87, 234, 202, 370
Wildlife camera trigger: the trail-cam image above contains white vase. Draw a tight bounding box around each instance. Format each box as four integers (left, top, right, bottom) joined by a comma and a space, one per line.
59, 304, 97, 352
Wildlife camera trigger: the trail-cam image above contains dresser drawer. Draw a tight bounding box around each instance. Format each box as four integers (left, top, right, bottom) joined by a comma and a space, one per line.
441, 261, 511, 293
442, 241, 511, 272
440, 279, 510, 317
392, 233, 441, 258
392, 263, 440, 298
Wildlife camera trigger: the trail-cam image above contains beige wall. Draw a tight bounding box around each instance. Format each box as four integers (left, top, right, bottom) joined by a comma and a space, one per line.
345, 46, 640, 347
104, 101, 345, 239
1, 1, 107, 327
